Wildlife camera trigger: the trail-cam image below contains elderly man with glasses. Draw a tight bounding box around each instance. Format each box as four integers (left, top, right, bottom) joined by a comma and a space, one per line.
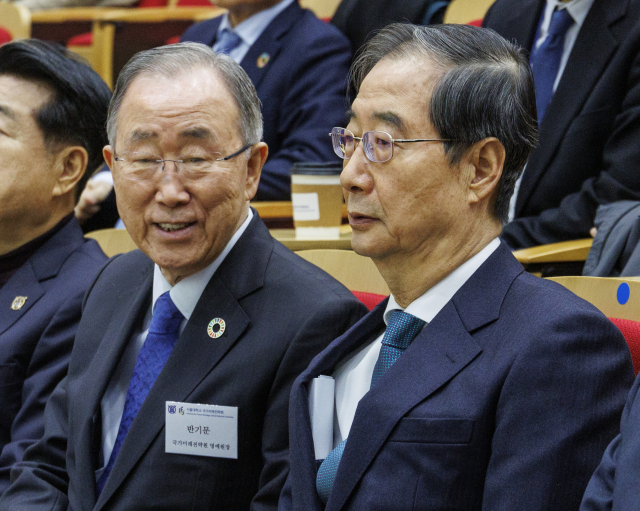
279, 23, 633, 511
0, 42, 367, 511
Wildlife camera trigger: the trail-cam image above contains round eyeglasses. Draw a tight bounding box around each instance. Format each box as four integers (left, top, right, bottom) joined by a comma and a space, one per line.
329, 127, 451, 163
113, 144, 252, 180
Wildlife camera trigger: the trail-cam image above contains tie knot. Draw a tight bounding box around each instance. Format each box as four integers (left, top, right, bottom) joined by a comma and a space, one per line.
149, 292, 184, 336
216, 28, 242, 55
382, 310, 426, 351
548, 8, 573, 40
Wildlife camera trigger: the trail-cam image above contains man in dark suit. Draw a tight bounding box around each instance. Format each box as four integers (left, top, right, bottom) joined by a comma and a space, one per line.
0, 40, 110, 494
180, 0, 351, 201
0, 42, 366, 511
483, 0, 640, 248
278, 24, 634, 511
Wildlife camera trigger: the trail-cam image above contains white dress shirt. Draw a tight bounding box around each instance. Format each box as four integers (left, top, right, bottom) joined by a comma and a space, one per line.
96, 209, 253, 480
508, 0, 595, 222
213, 0, 295, 64
330, 238, 501, 448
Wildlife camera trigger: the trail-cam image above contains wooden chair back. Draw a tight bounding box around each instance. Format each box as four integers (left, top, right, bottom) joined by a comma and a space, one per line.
549, 276, 640, 374
296, 249, 389, 309
0, 3, 31, 41
86, 228, 138, 257
299, 0, 342, 20
443, 0, 495, 24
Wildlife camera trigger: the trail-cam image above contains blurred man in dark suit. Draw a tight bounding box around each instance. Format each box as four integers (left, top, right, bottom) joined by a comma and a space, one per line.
0, 40, 110, 493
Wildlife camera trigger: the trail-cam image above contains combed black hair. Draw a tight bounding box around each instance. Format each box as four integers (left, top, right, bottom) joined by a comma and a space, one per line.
0, 39, 112, 200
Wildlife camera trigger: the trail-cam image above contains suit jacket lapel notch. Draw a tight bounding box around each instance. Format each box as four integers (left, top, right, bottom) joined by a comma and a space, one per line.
517, 0, 624, 214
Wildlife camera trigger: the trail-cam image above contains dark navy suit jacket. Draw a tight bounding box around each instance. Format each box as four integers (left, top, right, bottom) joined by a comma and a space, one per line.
181, 2, 352, 200
0, 218, 106, 494
483, 0, 640, 248
280, 243, 634, 511
0, 214, 367, 511
581, 370, 640, 511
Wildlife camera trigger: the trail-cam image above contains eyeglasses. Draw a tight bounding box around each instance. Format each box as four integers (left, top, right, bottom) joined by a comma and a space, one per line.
329, 127, 450, 163
113, 144, 252, 180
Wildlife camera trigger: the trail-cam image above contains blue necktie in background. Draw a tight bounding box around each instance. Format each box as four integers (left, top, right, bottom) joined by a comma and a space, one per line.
530, 8, 574, 122
96, 292, 184, 495
315, 310, 426, 504
215, 28, 242, 55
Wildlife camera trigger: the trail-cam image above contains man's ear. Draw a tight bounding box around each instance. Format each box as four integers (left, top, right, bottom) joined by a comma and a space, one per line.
103, 145, 115, 172
465, 137, 505, 205
244, 142, 268, 201
52, 145, 89, 198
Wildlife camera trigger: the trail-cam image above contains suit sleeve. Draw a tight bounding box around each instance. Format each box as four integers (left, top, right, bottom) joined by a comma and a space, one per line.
580, 372, 640, 511
250, 295, 367, 511
0, 374, 71, 510
0, 289, 83, 495
481, 309, 634, 510
501, 28, 640, 248
253, 29, 352, 201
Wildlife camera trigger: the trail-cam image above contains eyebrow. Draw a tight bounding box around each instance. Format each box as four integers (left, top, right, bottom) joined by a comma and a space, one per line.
178, 126, 217, 141
0, 104, 16, 120
127, 129, 157, 144
372, 111, 405, 131
346, 108, 406, 132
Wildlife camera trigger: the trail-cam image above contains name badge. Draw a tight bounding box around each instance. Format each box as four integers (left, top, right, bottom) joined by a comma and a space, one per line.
165, 401, 238, 459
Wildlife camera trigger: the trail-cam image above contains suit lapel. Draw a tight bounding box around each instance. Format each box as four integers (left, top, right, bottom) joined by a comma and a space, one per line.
240, 2, 303, 90
516, 0, 626, 215
323, 244, 523, 511
289, 303, 388, 511
489, 0, 542, 51
0, 219, 84, 334
327, 304, 482, 511
76, 256, 154, 509
96, 215, 274, 506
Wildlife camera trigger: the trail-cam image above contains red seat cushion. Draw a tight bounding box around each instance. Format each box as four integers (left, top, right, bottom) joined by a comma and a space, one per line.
0, 28, 12, 45
610, 317, 640, 375
468, 19, 483, 27
352, 291, 386, 311
165, 35, 181, 45
67, 32, 93, 46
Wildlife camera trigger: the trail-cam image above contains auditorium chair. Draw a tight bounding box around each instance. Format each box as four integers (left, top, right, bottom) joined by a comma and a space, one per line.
295, 249, 389, 310
86, 228, 138, 257
0, 3, 31, 44
513, 238, 593, 277
549, 276, 640, 375
443, 0, 495, 24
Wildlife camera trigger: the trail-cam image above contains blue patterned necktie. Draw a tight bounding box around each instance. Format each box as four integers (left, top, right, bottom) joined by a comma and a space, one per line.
96, 292, 184, 495
530, 8, 574, 122
214, 28, 242, 55
315, 310, 426, 504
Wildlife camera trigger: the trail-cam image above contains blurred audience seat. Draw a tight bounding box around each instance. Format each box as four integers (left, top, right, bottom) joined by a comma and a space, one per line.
85, 228, 138, 257
296, 249, 389, 310
513, 238, 593, 277
549, 276, 640, 374
0, 3, 31, 43
443, 0, 495, 24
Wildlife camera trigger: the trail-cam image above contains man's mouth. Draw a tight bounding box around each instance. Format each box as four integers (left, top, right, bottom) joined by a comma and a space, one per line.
157, 222, 193, 232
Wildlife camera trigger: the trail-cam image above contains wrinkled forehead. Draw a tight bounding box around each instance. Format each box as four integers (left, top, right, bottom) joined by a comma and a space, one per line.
115, 68, 242, 147
349, 57, 443, 135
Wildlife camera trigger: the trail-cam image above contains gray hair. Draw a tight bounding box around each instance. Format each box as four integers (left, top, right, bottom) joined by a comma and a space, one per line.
106, 42, 263, 149
351, 23, 538, 224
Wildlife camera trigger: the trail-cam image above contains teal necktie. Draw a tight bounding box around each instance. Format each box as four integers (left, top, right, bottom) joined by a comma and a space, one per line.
315, 310, 426, 504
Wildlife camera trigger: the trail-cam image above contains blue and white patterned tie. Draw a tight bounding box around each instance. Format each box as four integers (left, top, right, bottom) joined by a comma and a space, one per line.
214, 28, 242, 55
315, 310, 426, 504
530, 8, 574, 122
96, 292, 183, 495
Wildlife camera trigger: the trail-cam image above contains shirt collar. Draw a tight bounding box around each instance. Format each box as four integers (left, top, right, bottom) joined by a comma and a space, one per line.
217, 0, 295, 48
152, 208, 253, 320
383, 238, 501, 325
545, 0, 594, 28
